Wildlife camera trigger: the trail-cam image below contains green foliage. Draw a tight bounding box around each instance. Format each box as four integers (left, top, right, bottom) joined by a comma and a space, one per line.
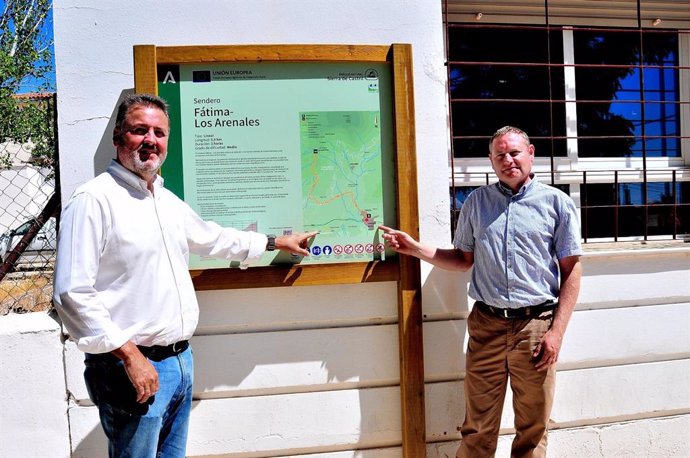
0, 0, 54, 169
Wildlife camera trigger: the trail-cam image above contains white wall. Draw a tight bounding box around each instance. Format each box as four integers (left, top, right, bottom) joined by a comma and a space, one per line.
53, 1, 450, 456
0, 312, 70, 458
3, 249, 689, 457
47, 1, 690, 457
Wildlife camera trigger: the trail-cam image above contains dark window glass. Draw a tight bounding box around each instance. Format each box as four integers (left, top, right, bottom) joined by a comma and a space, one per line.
450, 186, 480, 230
452, 101, 567, 157
574, 30, 679, 157
448, 26, 565, 158
451, 186, 480, 208
648, 182, 690, 236
582, 181, 644, 238
679, 181, 690, 236
583, 182, 690, 238
449, 65, 560, 100
448, 26, 563, 63
454, 137, 568, 160
552, 184, 571, 195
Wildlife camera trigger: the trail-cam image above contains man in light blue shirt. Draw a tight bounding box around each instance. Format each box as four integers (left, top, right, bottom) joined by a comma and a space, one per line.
380, 126, 582, 457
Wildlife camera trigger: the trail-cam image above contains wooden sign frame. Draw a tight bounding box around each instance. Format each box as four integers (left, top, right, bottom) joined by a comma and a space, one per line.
133, 43, 424, 457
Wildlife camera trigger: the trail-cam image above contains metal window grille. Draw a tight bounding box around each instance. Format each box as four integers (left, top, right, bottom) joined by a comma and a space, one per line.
444, 0, 690, 243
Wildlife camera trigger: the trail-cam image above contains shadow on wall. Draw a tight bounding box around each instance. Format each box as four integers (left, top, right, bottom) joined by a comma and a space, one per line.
422, 266, 471, 443
72, 422, 107, 458
93, 90, 135, 178
423, 265, 472, 317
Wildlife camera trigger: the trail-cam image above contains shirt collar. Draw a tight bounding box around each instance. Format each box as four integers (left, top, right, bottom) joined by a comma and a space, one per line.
496, 173, 537, 197
107, 159, 164, 193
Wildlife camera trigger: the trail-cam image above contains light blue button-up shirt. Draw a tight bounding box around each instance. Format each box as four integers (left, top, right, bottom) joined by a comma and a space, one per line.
453, 175, 582, 309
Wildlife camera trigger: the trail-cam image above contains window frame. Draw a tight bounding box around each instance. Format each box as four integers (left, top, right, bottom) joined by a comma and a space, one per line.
446, 17, 690, 242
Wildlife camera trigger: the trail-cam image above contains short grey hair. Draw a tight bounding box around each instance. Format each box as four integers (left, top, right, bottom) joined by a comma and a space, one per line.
489, 126, 530, 150
114, 93, 169, 133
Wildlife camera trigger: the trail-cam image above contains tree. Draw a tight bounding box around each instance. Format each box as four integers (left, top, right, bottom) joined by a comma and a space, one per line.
0, 0, 54, 169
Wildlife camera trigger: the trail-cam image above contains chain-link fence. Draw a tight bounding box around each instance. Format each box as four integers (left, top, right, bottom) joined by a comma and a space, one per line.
0, 93, 58, 315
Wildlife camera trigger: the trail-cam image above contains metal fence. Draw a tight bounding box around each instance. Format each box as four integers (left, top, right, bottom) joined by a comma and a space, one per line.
0, 93, 59, 315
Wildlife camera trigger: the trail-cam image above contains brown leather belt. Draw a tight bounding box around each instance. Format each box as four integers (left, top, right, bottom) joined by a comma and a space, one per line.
475, 300, 557, 319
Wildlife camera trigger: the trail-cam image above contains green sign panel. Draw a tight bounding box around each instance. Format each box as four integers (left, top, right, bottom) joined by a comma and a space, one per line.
157, 61, 396, 268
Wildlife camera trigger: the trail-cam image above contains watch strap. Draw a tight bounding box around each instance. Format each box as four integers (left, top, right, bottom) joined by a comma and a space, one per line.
266, 234, 276, 251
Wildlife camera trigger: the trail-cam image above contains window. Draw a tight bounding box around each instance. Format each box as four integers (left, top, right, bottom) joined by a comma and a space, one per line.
582, 176, 690, 240
574, 29, 680, 158
446, 14, 690, 242
449, 25, 566, 158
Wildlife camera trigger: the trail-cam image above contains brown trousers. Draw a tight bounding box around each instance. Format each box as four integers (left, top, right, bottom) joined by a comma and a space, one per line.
456, 305, 556, 458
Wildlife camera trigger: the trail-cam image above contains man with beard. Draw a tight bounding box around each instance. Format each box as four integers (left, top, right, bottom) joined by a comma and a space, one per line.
379, 126, 582, 457
54, 94, 316, 457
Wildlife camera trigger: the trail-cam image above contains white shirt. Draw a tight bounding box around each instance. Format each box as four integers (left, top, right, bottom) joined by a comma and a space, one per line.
54, 160, 267, 353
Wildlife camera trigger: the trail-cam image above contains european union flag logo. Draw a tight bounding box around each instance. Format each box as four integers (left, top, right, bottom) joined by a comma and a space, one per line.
192, 70, 211, 83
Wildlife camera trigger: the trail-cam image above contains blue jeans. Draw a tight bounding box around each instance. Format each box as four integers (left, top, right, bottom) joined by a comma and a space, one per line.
84, 345, 194, 458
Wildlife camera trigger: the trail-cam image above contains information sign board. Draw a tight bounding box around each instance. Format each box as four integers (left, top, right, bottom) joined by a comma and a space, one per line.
133, 44, 418, 287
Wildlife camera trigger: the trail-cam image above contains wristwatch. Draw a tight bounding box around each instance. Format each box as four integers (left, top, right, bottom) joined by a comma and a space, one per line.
266, 234, 276, 251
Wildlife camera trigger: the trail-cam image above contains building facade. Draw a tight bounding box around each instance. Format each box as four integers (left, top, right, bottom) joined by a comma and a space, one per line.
1, 1, 687, 457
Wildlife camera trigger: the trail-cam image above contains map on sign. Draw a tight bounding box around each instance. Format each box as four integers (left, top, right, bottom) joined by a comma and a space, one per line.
301, 111, 383, 244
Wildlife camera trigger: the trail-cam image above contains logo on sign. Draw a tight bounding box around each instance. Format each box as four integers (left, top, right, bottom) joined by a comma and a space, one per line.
192, 70, 211, 83
365, 68, 379, 80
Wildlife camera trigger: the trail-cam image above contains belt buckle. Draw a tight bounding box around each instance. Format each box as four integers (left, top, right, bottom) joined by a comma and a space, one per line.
503, 308, 509, 318
172, 341, 183, 354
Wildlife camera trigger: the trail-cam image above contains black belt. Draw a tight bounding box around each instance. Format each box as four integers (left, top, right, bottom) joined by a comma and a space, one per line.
475, 300, 557, 319
138, 340, 189, 361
